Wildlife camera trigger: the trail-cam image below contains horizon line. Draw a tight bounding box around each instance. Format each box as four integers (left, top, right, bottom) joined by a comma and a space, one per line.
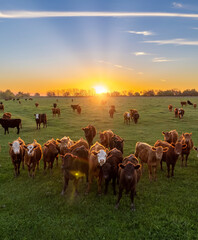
1, 11, 198, 19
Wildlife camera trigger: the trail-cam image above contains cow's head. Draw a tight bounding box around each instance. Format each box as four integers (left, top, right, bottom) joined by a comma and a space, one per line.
34, 114, 39, 119
182, 133, 192, 143
92, 149, 107, 166
9, 140, 22, 154
61, 153, 78, 170
24, 144, 37, 156
119, 162, 140, 180
162, 131, 172, 142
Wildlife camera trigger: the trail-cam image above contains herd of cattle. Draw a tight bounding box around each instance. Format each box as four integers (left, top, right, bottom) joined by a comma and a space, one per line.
7, 124, 197, 210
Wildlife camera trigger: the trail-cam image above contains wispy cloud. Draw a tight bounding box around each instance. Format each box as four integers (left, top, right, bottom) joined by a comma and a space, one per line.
97, 60, 133, 71
127, 30, 153, 36
152, 57, 175, 63
192, 27, 198, 30
133, 52, 150, 56
172, 2, 183, 8
144, 38, 198, 46
1, 11, 198, 19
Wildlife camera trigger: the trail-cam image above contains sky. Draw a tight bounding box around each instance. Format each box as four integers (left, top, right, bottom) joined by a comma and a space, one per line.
1, 0, 198, 94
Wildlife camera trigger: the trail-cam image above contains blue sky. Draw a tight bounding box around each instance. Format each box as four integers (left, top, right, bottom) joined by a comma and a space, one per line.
0, 0, 198, 93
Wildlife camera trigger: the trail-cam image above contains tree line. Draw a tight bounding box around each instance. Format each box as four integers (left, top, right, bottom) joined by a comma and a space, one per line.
1, 88, 198, 99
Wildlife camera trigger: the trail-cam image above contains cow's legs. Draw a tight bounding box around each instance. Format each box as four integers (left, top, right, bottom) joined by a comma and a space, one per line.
171, 163, 175, 177
115, 187, 123, 209
181, 154, 184, 167
167, 163, 170, 178
185, 154, 189, 167
130, 188, 136, 211
61, 175, 69, 195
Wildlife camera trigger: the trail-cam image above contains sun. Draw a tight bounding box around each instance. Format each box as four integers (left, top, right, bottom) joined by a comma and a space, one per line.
94, 85, 108, 94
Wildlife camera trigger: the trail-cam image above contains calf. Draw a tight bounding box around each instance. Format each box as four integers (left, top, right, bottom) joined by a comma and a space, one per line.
43, 139, 59, 171
99, 130, 114, 148
174, 108, 178, 118
124, 112, 130, 124
193, 103, 197, 108
178, 108, 184, 119
179, 133, 193, 167
61, 145, 89, 196
109, 134, 124, 153
115, 160, 140, 211
135, 142, 168, 181
0, 118, 22, 134
34, 114, 47, 129
9, 139, 24, 176
3, 112, 11, 119
53, 103, 57, 108
168, 104, 173, 112
109, 106, 116, 118
101, 148, 123, 195
56, 136, 74, 155
71, 104, 79, 111
82, 125, 96, 147
154, 140, 186, 177
77, 106, 81, 114
24, 140, 42, 178
52, 108, 60, 117
162, 129, 178, 144
35, 103, 39, 107
86, 142, 108, 194
180, 101, 187, 107
130, 109, 139, 124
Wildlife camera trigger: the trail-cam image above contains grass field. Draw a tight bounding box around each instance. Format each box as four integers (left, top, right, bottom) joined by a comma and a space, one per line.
0, 96, 198, 240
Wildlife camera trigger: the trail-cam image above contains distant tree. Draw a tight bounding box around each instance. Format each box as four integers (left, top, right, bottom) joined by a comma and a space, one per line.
182, 89, 198, 96
47, 91, 55, 97
143, 90, 155, 96
134, 92, 140, 96
111, 91, 120, 97
1, 89, 15, 99
34, 93, 40, 97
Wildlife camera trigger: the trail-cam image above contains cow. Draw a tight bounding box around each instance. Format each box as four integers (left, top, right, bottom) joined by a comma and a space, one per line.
180, 101, 187, 107
178, 108, 184, 119
124, 112, 130, 125
174, 108, 178, 118
179, 133, 193, 167
82, 125, 96, 147
0, 104, 4, 111
99, 130, 114, 148
115, 158, 141, 211
154, 140, 186, 178
61, 145, 89, 196
17, 137, 25, 169
168, 104, 173, 112
162, 130, 178, 144
53, 103, 57, 108
101, 148, 123, 195
9, 139, 24, 176
34, 114, 47, 129
85, 142, 108, 194
71, 104, 79, 111
0, 118, 22, 134
135, 142, 168, 181
77, 106, 81, 114
29, 98, 33, 100
56, 136, 74, 155
2, 112, 11, 119
52, 108, 60, 117
130, 109, 139, 124
35, 103, 39, 107
24, 140, 42, 178
109, 134, 124, 153
68, 138, 89, 152
19, 101, 21, 104
43, 139, 59, 171
109, 106, 116, 118
193, 103, 197, 108
187, 100, 193, 105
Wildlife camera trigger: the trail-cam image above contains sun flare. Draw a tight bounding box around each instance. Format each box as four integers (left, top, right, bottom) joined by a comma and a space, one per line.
94, 85, 108, 94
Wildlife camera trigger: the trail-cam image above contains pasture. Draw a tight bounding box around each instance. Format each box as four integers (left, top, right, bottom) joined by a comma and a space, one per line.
0, 96, 198, 240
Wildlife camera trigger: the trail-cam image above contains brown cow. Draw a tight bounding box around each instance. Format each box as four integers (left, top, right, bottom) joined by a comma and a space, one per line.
180, 101, 187, 107
0, 104, 4, 111
101, 148, 123, 195
109, 106, 116, 118
52, 108, 60, 117
35, 103, 39, 107
193, 103, 197, 108
43, 139, 59, 171
17, 137, 25, 169
77, 106, 81, 114
109, 134, 124, 153
3, 112, 11, 119
71, 104, 79, 111
179, 133, 193, 167
56, 136, 74, 155
99, 130, 114, 148
178, 108, 184, 119
154, 140, 186, 178
85, 142, 108, 194
82, 125, 96, 147
162, 130, 178, 144
115, 158, 140, 211
174, 108, 178, 117
130, 109, 139, 124
34, 114, 47, 129
135, 142, 168, 181
9, 139, 24, 176
168, 104, 173, 112
123, 112, 130, 124
53, 103, 57, 108
68, 138, 89, 152
24, 140, 42, 178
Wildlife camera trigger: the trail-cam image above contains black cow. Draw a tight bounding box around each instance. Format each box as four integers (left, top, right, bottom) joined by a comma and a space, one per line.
0, 118, 22, 134
187, 100, 193, 105
34, 114, 47, 129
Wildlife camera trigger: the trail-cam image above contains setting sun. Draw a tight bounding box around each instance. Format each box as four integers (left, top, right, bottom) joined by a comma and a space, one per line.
94, 85, 108, 94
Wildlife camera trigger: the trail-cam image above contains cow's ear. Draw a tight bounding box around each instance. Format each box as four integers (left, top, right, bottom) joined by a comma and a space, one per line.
34, 114, 36, 116
82, 128, 85, 130
56, 139, 61, 143
182, 144, 187, 149
119, 163, 125, 169
171, 143, 175, 148
194, 146, 198, 151
189, 133, 192, 136
163, 147, 169, 152
152, 147, 156, 151
23, 145, 27, 149
9, 143, 12, 147
19, 142, 23, 145
92, 151, 98, 155
134, 164, 140, 169
162, 131, 165, 135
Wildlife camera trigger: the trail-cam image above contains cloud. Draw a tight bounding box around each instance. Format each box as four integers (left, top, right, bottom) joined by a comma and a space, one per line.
172, 2, 183, 8
133, 52, 150, 56
97, 60, 133, 71
152, 57, 175, 63
1, 11, 198, 19
144, 38, 198, 46
192, 27, 198, 30
127, 30, 153, 36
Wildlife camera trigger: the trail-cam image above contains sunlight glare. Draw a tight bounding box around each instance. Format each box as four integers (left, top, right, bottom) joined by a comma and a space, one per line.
94, 85, 108, 94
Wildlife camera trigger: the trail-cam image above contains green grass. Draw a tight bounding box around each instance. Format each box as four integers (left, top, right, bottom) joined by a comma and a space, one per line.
0, 96, 198, 240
